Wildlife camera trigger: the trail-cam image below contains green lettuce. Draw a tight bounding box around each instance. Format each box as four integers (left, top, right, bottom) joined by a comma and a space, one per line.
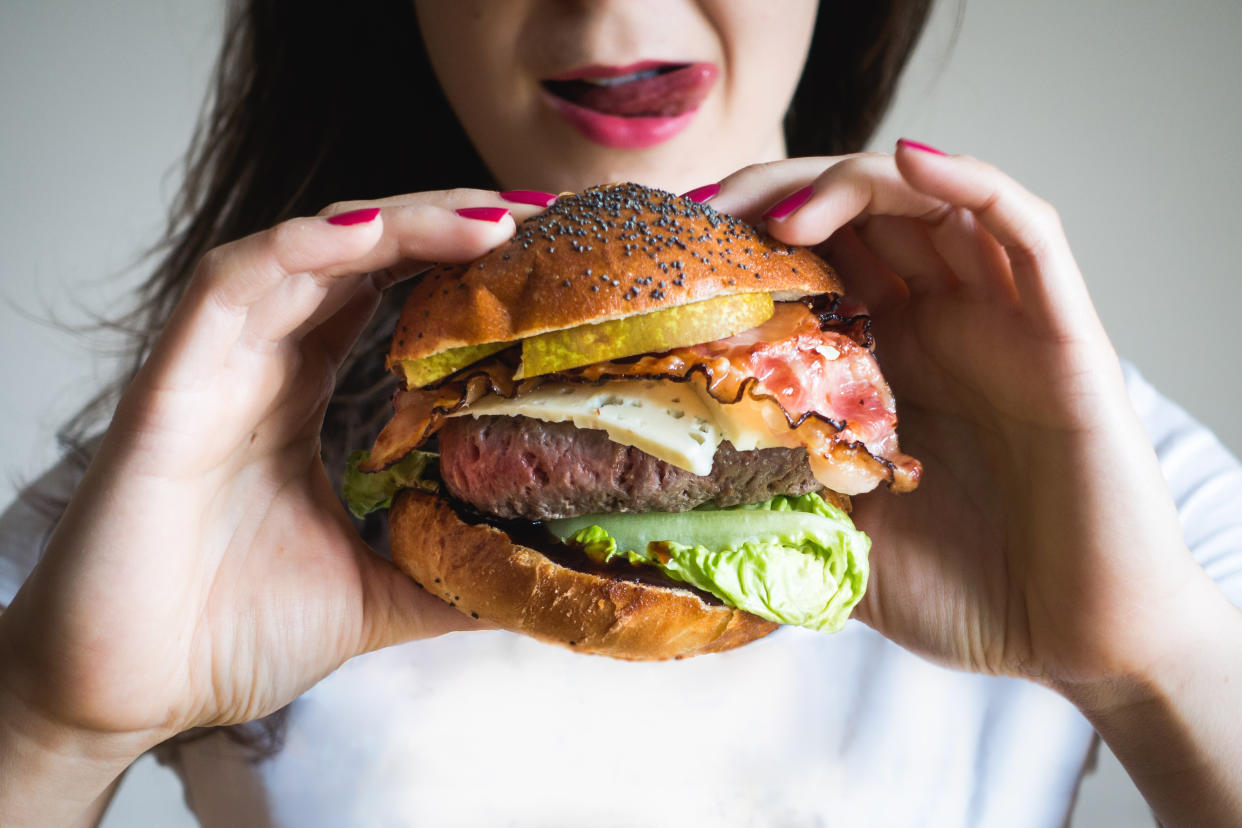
546, 493, 870, 633
342, 449, 439, 519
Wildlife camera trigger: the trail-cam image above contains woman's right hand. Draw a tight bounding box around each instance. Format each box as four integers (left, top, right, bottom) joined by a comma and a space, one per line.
0, 189, 548, 824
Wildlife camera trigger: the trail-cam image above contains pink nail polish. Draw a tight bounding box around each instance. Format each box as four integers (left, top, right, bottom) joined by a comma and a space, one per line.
326, 207, 381, 226
681, 182, 721, 203
764, 185, 814, 221
456, 207, 511, 223
897, 138, 947, 156
500, 190, 558, 208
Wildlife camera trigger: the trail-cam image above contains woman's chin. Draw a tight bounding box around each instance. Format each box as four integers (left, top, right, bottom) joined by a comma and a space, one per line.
481, 107, 745, 195
497, 143, 725, 198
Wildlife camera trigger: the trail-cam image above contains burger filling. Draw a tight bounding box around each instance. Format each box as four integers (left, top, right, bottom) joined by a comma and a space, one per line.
437, 415, 823, 520
346, 300, 918, 634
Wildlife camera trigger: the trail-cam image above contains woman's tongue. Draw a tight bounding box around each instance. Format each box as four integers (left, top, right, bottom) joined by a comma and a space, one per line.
548, 63, 717, 117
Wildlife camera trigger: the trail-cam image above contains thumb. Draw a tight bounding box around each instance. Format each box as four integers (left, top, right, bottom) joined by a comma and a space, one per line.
356, 549, 494, 655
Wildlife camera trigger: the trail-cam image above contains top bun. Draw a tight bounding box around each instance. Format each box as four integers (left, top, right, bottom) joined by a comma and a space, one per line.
388, 182, 842, 369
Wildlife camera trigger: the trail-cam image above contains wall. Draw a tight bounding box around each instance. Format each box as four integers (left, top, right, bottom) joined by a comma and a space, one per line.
2, 2, 1238, 825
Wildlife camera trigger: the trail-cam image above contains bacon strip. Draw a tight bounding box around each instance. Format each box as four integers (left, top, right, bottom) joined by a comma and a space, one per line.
364, 303, 920, 494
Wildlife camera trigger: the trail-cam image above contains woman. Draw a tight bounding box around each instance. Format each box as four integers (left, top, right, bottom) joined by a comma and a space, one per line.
1, 1, 1240, 825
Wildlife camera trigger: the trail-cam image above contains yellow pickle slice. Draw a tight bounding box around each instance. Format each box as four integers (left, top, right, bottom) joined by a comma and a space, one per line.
398, 341, 511, 388
518, 292, 774, 378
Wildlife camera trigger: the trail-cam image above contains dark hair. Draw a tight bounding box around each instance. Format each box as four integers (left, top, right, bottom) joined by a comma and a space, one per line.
45, 0, 934, 759
788, 2, 936, 156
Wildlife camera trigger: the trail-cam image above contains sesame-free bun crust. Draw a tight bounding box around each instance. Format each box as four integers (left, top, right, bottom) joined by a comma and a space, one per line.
389, 182, 842, 369
388, 489, 779, 660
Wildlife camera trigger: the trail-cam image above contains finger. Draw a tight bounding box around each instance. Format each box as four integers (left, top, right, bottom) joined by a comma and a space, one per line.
321, 186, 556, 218
197, 211, 384, 319
328, 200, 525, 279
756, 154, 949, 249
700, 156, 854, 223
854, 215, 960, 296
818, 226, 909, 314
697, 156, 960, 299
145, 212, 385, 392
893, 142, 1092, 324
152, 204, 516, 391
920, 206, 1020, 303
301, 272, 385, 371
357, 551, 495, 656
226, 188, 545, 320
286, 197, 551, 336
240, 204, 518, 347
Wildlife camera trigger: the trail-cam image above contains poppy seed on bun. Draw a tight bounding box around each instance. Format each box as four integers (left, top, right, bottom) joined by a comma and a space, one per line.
388, 182, 842, 372
353, 182, 918, 660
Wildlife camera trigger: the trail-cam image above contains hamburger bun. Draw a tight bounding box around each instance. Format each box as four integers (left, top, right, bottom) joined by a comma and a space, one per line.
389, 489, 779, 660
389, 181, 842, 368
355, 182, 905, 661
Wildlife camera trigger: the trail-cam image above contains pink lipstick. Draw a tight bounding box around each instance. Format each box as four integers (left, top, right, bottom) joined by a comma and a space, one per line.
541, 61, 718, 149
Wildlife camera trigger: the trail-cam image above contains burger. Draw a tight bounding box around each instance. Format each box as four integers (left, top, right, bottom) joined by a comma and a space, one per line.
343, 182, 920, 660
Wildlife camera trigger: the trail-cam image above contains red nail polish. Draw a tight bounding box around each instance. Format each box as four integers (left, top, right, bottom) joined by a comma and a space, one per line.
456, 207, 511, 223
764, 185, 814, 221
500, 190, 558, 208
326, 207, 381, 226
681, 183, 721, 203
897, 138, 947, 156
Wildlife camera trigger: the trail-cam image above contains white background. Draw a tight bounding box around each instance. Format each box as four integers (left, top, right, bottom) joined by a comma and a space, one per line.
2, 1, 1239, 825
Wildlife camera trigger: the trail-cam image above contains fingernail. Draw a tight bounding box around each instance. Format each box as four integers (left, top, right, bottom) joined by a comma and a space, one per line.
763, 185, 814, 221
897, 138, 947, 156
681, 182, 721, 203
326, 207, 381, 226
455, 207, 511, 223
500, 190, 557, 208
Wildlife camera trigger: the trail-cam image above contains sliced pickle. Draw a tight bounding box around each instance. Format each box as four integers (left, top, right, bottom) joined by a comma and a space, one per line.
518, 292, 774, 379
398, 341, 511, 388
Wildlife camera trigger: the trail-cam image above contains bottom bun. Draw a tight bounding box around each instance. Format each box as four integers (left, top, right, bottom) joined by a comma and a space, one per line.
388, 489, 779, 660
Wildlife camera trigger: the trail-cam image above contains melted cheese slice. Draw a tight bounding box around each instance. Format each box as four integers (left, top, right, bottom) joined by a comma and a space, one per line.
451, 380, 723, 475
697, 392, 795, 453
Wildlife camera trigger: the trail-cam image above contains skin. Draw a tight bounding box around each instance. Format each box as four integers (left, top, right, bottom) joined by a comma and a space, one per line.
415, 0, 814, 193
2, 1, 1240, 825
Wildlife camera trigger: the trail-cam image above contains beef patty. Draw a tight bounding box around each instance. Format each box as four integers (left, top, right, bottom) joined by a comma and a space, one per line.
438, 415, 822, 520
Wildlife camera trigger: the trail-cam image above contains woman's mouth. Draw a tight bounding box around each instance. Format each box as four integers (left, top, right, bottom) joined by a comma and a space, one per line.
541, 61, 718, 149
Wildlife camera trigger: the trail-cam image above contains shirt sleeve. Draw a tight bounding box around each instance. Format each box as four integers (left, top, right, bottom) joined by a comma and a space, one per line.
1124, 362, 1242, 608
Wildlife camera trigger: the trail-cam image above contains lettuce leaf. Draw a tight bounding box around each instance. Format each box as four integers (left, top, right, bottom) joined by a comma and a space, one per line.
342, 450, 439, 519
546, 493, 869, 633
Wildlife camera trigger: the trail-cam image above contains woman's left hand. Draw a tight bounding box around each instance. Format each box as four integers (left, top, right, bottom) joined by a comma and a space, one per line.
703, 147, 1222, 690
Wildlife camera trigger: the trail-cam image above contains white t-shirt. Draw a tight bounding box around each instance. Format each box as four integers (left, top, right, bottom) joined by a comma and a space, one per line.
4, 363, 1240, 827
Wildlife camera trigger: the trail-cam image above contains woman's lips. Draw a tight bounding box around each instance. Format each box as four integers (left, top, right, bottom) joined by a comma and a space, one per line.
544, 62, 717, 117
541, 61, 718, 149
